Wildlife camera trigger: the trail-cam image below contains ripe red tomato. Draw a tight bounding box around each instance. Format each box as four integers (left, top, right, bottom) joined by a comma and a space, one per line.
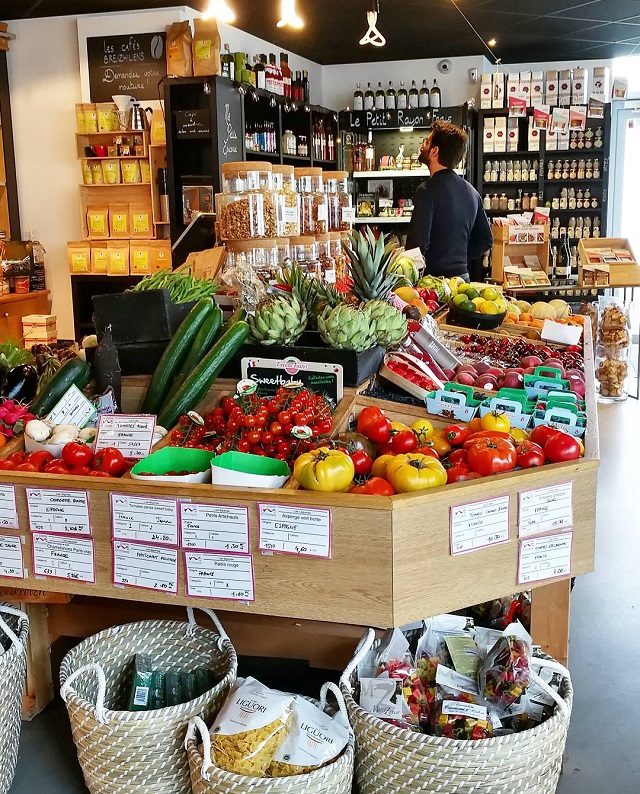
350, 449, 374, 475
71, 465, 92, 476
44, 460, 69, 475
356, 406, 384, 435
88, 470, 112, 477
463, 430, 513, 450
361, 415, 392, 445
92, 447, 125, 476
448, 448, 468, 466
25, 451, 55, 471
443, 424, 470, 446
14, 462, 38, 472
467, 438, 517, 476
62, 442, 93, 468
415, 445, 440, 460
544, 431, 581, 463
0, 460, 15, 470
391, 430, 418, 454
515, 440, 546, 468
447, 465, 471, 483
530, 424, 560, 448
8, 452, 26, 465
350, 477, 396, 496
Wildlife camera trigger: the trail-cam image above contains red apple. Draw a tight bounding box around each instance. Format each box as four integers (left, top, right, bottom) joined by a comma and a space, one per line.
520, 355, 542, 369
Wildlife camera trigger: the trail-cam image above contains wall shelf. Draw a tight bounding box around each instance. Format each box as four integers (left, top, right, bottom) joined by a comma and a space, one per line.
354, 216, 411, 224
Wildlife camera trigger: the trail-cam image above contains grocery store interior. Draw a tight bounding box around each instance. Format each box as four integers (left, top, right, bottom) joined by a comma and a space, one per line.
0, 1, 637, 793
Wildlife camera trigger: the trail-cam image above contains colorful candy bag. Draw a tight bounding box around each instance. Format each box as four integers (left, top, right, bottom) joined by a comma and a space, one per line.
478, 622, 532, 713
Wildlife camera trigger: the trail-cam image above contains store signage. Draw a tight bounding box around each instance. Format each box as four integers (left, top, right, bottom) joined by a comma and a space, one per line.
338, 105, 465, 130
32, 534, 95, 583
180, 502, 250, 553
518, 483, 573, 538
216, 80, 243, 168
450, 495, 510, 554
110, 494, 178, 546
113, 540, 178, 593
241, 356, 343, 404
258, 503, 331, 558
94, 414, 156, 459
87, 32, 167, 103
175, 109, 212, 138
185, 550, 255, 601
0, 535, 24, 579
47, 385, 97, 428
0, 485, 18, 530
517, 531, 573, 585
26, 488, 91, 536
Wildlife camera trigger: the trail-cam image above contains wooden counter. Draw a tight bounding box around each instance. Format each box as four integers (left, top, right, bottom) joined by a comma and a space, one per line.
0, 290, 50, 342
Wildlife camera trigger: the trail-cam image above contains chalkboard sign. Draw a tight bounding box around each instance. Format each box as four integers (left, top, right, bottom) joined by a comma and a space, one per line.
175, 109, 212, 138
215, 79, 243, 166
87, 32, 167, 103
241, 357, 344, 404
338, 105, 466, 131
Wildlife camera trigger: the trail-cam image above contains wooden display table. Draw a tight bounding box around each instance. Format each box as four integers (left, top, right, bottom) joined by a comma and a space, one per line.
0, 290, 50, 342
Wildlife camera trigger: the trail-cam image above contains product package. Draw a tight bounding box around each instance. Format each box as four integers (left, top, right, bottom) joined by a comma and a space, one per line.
107, 240, 130, 274
129, 653, 153, 711
91, 243, 109, 274
87, 206, 109, 239
478, 621, 532, 713
109, 203, 130, 237
67, 241, 91, 274
130, 203, 153, 238
166, 21, 193, 77
430, 693, 493, 740
192, 17, 221, 77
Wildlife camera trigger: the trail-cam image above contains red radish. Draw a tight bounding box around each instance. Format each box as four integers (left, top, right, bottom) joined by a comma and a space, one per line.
520, 355, 542, 369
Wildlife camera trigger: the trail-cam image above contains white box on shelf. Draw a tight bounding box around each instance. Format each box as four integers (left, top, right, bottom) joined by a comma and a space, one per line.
494, 116, 507, 152
481, 73, 493, 109
531, 71, 545, 106
592, 66, 611, 99
492, 72, 505, 108
546, 71, 559, 106
507, 73, 520, 103
483, 118, 495, 152
557, 129, 570, 150
520, 71, 532, 105
528, 118, 540, 152
546, 128, 557, 151
572, 67, 588, 104
559, 69, 572, 107
507, 117, 519, 151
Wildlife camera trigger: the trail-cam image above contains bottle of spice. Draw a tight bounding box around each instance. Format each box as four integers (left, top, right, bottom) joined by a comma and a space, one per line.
323, 171, 353, 232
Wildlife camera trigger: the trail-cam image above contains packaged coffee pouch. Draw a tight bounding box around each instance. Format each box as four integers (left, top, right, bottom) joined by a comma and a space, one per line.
192, 17, 221, 77
166, 21, 193, 78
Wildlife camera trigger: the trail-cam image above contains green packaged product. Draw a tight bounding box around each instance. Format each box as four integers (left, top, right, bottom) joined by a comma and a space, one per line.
150, 671, 166, 710
180, 671, 197, 703
165, 672, 182, 706
129, 654, 153, 711
195, 666, 215, 696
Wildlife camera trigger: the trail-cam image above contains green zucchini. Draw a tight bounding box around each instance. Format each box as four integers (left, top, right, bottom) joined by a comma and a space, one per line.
224, 307, 247, 329
164, 304, 223, 404
141, 298, 213, 415
29, 358, 91, 417
158, 321, 249, 429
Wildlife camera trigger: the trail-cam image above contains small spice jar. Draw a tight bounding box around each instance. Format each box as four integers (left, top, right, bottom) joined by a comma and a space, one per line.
225, 239, 280, 283
272, 165, 300, 237
316, 234, 337, 284
329, 232, 347, 282
289, 235, 320, 277
322, 170, 354, 232
294, 167, 328, 234
276, 237, 292, 267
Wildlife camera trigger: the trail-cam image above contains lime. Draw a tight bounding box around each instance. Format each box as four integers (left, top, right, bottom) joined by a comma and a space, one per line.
465, 287, 480, 300
456, 283, 470, 295
481, 287, 498, 301
462, 300, 477, 313
453, 294, 468, 308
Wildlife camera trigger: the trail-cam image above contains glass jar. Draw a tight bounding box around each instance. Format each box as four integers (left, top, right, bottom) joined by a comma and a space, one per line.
215, 192, 278, 240
329, 232, 347, 282
272, 165, 301, 237
276, 238, 292, 267
289, 235, 320, 277
596, 301, 630, 401
316, 234, 337, 284
295, 167, 328, 234
323, 170, 354, 232
221, 161, 273, 193
225, 239, 280, 283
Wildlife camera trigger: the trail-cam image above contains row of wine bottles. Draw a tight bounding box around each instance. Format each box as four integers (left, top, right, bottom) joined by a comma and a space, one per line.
353, 80, 442, 111
220, 45, 310, 102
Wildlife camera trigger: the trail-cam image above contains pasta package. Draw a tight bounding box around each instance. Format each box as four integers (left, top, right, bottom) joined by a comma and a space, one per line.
268, 696, 350, 777
478, 621, 532, 713
210, 677, 293, 776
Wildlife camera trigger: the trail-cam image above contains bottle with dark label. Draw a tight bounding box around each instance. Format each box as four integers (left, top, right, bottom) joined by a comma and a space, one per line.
385, 81, 397, 110
364, 82, 375, 111
556, 231, 570, 283
375, 82, 385, 110
419, 79, 429, 108
430, 79, 441, 108
397, 81, 408, 110
280, 53, 291, 98
353, 83, 364, 111
254, 55, 266, 90
302, 70, 310, 102
409, 80, 419, 109
221, 44, 235, 80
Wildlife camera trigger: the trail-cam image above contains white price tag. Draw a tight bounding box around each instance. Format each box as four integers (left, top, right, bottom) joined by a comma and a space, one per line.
450, 496, 510, 554
113, 541, 178, 593
0, 485, 18, 530
283, 206, 299, 223
32, 533, 95, 582
441, 700, 488, 721
518, 531, 573, 585
518, 482, 573, 538
94, 414, 156, 459
0, 535, 24, 579
184, 551, 255, 601
258, 503, 331, 558
46, 385, 97, 428
111, 494, 178, 546
359, 678, 403, 720
341, 206, 356, 222
316, 204, 328, 222
435, 665, 479, 696
26, 488, 91, 536
180, 502, 249, 553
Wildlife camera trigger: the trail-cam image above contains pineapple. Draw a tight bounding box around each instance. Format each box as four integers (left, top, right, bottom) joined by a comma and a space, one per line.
279, 262, 343, 328
344, 227, 399, 303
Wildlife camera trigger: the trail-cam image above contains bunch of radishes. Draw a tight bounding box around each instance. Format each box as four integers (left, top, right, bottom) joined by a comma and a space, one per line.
0, 399, 35, 438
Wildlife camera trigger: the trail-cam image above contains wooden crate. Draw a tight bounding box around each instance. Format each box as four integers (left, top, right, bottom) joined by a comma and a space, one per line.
491, 224, 550, 284
577, 237, 640, 287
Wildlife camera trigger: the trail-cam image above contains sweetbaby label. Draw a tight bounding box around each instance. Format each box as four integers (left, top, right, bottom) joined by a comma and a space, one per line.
518, 482, 573, 538
180, 503, 249, 553
450, 496, 510, 554
518, 531, 573, 585
0, 485, 18, 530
258, 503, 331, 558
113, 541, 178, 593
185, 551, 255, 601
26, 488, 91, 536
32, 534, 95, 582
95, 415, 156, 459
111, 494, 178, 546
0, 535, 24, 579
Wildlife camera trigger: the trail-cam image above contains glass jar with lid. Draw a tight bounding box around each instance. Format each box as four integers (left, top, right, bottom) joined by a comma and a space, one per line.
322, 171, 354, 232
272, 165, 301, 237
329, 232, 347, 281
294, 167, 328, 234
596, 301, 630, 402
221, 161, 273, 193
224, 239, 280, 284
276, 237, 292, 268
217, 162, 278, 240
316, 234, 337, 284
289, 235, 320, 277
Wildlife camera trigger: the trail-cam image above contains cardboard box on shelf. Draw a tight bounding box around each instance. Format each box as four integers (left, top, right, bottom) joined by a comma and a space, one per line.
592, 66, 611, 100
507, 117, 519, 151
67, 241, 91, 273
492, 72, 505, 108
546, 70, 558, 106
183, 246, 226, 280
519, 70, 532, 104
558, 69, 572, 107
572, 67, 588, 105
483, 117, 495, 153
91, 243, 109, 274
528, 118, 540, 152
480, 73, 492, 109
107, 240, 130, 274
578, 237, 640, 287
494, 116, 507, 152
546, 128, 557, 151
507, 73, 520, 103
531, 71, 544, 106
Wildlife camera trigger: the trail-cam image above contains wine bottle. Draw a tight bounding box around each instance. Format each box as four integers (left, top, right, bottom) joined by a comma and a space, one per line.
364, 82, 375, 111
385, 81, 397, 110
419, 79, 429, 108
365, 131, 376, 171
430, 79, 441, 109
556, 231, 570, 283
302, 70, 309, 102
280, 53, 291, 98
397, 81, 408, 110
254, 55, 266, 90
375, 82, 385, 110
353, 82, 364, 111
221, 44, 235, 80
409, 80, 419, 109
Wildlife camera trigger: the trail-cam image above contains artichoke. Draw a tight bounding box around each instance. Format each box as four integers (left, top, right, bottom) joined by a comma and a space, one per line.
365, 299, 408, 348
249, 293, 307, 346
317, 304, 378, 352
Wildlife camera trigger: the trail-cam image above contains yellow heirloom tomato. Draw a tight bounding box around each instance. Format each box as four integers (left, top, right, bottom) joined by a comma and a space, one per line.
386, 453, 447, 493
293, 447, 355, 492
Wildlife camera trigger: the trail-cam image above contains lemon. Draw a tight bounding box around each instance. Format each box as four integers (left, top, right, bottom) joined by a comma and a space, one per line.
456, 282, 470, 295
465, 287, 480, 300
453, 293, 468, 307
480, 300, 500, 315
472, 297, 486, 309
481, 287, 498, 301
494, 297, 508, 313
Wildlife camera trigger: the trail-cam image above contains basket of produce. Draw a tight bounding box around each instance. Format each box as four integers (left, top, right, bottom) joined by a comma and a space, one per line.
185, 679, 354, 794
0, 604, 29, 794
340, 621, 572, 794
59, 607, 237, 794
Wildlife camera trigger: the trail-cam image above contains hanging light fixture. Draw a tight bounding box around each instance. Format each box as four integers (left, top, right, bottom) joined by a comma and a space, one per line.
203, 0, 236, 23
277, 0, 304, 28
360, 0, 385, 47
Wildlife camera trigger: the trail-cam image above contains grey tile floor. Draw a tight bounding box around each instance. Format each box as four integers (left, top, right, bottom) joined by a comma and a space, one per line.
8, 400, 640, 793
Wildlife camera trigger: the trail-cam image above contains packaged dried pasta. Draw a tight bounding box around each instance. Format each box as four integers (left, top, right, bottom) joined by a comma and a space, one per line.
430, 693, 493, 740
210, 677, 293, 776
268, 695, 350, 777
478, 622, 531, 713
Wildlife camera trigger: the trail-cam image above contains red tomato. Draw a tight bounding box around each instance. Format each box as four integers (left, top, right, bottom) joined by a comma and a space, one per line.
356, 406, 384, 435
350, 449, 374, 476
463, 430, 513, 450
448, 448, 468, 466
351, 477, 396, 496
529, 424, 560, 448
447, 465, 471, 483
415, 445, 440, 460
361, 415, 392, 445
25, 451, 55, 471
62, 442, 93, 468
467, 438, 517, 476
44, 460, 69, 474
0, 460, 15, 470
377, 442, 395, 456
515, 441, 546, 468
71, 465, 92, 476
8, 452, 26, 465
544, 431, 581, 463
443, 424, 470, 446
14, 463, 39, 472
93, 447, 125, 476
391, 430, 418, 454
88, 470, 112, 478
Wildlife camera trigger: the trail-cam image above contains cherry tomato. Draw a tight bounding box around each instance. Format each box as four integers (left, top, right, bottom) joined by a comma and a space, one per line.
14, 462, 38, 472
415, 445, 440, 460
350, 449, 374, 476
423, 433, 451, 457
467, 438, 517, 476
447, 465, 473, 483
360, 415, 392, 445
448, 448, 468, 466
544, 431, 581, 463
93, 447, 125, 476
243, 415, 256, 429
25, 451, 55, 471
246, 431, 261, 444
270, 422, 283, 436
530, 424, 560, 448
350, 476, 396, 496
260, 431, 274, 445
443, 424, 470, 446
278, 411, 291, 425
515, 440, 546, 468
391, 430, 418, 454
237, 439, 251, 453
0, 460, 15, 470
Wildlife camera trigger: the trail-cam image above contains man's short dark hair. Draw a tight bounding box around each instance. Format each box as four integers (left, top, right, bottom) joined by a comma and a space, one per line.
430, 121, 468, 169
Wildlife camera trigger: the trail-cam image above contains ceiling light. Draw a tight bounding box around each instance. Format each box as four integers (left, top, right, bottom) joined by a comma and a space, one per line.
488, 38, 497, 47
203, 0, 236, 23
277, 0, 304, 28
360, 0, 386, 47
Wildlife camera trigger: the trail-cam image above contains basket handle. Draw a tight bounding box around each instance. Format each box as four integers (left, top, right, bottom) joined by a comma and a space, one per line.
320, 681, 353, 735
186, 607, 229, 643
339, 628, 376, 690
186, 715, 215, 782
0, 604, 28, 653
60, 663, 108, 725
530, 657, 572, 720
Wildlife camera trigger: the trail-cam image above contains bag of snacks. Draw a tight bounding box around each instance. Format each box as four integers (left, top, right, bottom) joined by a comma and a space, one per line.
478, 622, 531, 714
209, 677, 293, 776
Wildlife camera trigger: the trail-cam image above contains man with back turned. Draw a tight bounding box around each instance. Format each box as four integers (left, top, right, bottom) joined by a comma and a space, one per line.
406, 121, 492, 282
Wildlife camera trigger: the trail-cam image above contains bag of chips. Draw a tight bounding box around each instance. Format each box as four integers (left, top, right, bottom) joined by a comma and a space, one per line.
209, 677, 293, 776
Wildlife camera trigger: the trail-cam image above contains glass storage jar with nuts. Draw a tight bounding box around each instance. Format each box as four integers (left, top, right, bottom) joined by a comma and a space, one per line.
596, 301, 630, 402
272, 165, 301, 236
290, 235, 320, 278
225, 239, 280, 284
294, 167, 328, 234
276, 237, 292, 268
323, 170, 354, 232
217, 162, 278, 240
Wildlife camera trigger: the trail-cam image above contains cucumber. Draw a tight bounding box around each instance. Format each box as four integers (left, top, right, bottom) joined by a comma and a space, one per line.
29, 358, 91, 417
158, 321, 249, 429
164, 305, 223, 404
141, 298, 213, 415
224, 307, 247, 329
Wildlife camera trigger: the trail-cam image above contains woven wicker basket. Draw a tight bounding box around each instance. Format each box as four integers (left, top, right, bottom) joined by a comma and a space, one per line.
185, 682, 355, 794
340, 629, 573, 794
0, 604, 29, 794
59, 607, 237, 794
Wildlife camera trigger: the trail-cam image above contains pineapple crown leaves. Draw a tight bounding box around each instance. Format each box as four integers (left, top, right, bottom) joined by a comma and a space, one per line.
343, 228, 398, 302
280, 261, 344, 311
